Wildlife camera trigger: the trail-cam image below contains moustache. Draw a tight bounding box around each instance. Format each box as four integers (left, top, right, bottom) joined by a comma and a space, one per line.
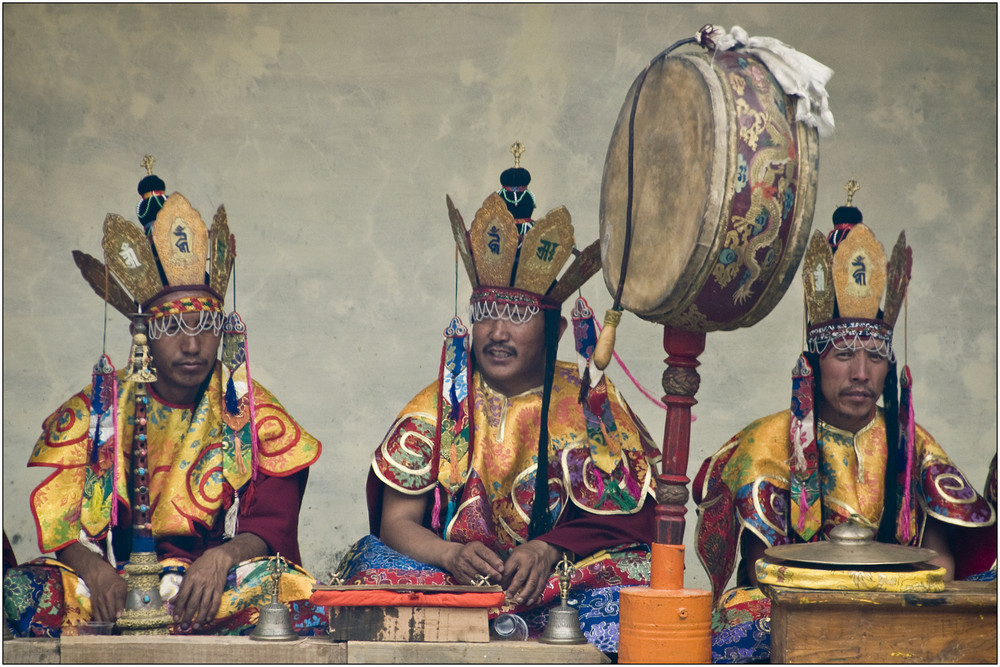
483, 343, 516, 357
840, 384, 876, 398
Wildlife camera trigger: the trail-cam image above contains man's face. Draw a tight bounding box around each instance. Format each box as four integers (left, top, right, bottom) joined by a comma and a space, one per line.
472, 311, 548, 397
817, 336, 889, 433
146, 290, 222, 405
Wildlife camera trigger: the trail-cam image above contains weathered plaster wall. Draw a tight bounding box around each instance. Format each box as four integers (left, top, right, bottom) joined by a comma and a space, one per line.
3, 4, 995, 593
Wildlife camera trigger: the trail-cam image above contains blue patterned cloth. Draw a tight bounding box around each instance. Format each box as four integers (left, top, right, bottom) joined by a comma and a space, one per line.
336, 535, 648, 653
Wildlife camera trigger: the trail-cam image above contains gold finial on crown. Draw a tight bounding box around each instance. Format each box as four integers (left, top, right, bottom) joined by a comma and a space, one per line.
844, 178, 860, 206
141, 154, 155, 176
510, 141, 525, 168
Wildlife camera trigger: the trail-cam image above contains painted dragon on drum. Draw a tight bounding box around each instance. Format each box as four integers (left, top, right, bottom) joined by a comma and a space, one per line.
720, 63, 798, 306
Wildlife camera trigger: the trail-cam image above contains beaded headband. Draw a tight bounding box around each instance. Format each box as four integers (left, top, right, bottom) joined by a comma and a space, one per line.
469, 286, 560, 324
145, 295, 226, 340
146, 295, 224, 318
807, 318, 894, 361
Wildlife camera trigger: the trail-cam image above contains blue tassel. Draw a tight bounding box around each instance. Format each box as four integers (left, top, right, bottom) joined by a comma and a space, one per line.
225, 375, 239, 415
91, 375, 105, 414
444, 496, 458, 531
449, 379, 460, 420
91, 375, 104, 463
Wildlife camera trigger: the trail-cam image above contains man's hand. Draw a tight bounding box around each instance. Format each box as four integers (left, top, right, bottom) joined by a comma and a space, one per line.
86, 561, 128, 622
170, 547, 234, 630
501, 540, 562, 606
57, 542, 126, 622
441, 541, 505, 585
170, 532, 269, 630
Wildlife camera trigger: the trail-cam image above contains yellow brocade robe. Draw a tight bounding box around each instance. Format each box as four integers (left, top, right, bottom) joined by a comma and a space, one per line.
694, 408, 995, 599
28, 366, 321, 554
372, 361, 661, 556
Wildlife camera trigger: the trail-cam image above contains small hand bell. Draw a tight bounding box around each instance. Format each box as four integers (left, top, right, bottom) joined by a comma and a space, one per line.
250, 553, 298, 641
539, 554, 587, 645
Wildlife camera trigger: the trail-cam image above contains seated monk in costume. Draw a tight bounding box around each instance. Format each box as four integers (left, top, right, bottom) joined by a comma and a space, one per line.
693, 182, 996, 663
334, 150, 661, 654
4, 160, 323, 637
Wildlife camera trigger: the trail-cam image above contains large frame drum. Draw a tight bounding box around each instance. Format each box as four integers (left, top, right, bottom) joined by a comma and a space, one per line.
600, 49, 819, 332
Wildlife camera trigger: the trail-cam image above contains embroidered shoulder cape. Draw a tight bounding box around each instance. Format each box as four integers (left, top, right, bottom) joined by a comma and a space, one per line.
693, 408, 995, 600
29, 366, 321, 554
370, 361, 661, 557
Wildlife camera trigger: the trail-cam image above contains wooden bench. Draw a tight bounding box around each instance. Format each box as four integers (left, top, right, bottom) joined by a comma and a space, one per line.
3, 635, 610, 664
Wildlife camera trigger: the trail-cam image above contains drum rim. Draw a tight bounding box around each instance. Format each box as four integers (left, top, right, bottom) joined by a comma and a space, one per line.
599, 52, 728, 318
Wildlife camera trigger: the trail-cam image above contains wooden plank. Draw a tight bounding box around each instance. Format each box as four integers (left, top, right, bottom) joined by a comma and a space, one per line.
315, 584, 503, 593
327, 606, 488, 642
3, 638, 60, 664
58, 636, 346, 664
346, 639, 611, 664
767, 580, 997, 608
767, 582, 998, 663
3, 635, 612, 665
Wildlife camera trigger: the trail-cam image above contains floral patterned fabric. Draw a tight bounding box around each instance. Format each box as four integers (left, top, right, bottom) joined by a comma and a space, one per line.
4, 556, 326, 637
710, 587, 771, 663
334, 535, 650, 653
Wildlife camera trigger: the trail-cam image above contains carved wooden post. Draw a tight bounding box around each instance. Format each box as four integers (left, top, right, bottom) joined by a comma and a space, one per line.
619, 324, 713, 664
650, 324, 706, 589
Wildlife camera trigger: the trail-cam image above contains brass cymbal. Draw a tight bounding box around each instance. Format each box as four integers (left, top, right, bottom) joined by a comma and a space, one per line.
765, 519, 938, 567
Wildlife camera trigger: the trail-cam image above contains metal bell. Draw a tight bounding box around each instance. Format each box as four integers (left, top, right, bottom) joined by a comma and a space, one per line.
250, 600, 297, 641
539, 554, 587, 645
539, 603, 587, 645
250, 553, 298, 642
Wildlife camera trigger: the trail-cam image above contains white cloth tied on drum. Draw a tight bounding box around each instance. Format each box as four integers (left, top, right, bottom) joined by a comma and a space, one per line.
706, 25, 835, 138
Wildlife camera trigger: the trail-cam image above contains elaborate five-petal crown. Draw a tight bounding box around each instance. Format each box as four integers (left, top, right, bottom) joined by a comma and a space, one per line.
802, 180, 911, 358
447, 191, 600, 322
73, 157, 235, 317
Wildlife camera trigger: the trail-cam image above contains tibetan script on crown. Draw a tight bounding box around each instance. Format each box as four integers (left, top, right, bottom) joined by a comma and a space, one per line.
536, 239, 559, 262
119, 241, 141, 269
173, 219, 193, 254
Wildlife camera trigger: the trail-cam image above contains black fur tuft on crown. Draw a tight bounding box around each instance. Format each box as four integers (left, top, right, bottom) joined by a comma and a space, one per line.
499, 166, 535, 220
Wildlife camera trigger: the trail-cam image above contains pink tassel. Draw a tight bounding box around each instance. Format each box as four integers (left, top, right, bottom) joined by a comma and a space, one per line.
431, 486, 442, 533
622, 461, 641, 499
797, 487, 808, 533
595, 320, 667, 411
592, 469, 605, 498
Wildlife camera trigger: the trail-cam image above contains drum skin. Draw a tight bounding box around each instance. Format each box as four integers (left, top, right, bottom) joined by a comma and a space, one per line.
600, 50, 819, 332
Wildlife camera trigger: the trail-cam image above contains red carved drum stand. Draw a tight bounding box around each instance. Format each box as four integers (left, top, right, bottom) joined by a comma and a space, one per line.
618, 326, 713, 663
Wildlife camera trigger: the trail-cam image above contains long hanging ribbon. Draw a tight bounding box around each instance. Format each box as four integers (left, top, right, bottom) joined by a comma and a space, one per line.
897, 365, 917, 544
435, 316, 471, 533
789, 354, 821, 540
89, 353, 120, 526
572, 296, 600, 405
221, 311, 258, 480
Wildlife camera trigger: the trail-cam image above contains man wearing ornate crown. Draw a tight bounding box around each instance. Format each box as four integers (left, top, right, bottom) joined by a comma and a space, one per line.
327, 147, 662, 654
692, 182, 996, 663
4, 160, 323, 637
